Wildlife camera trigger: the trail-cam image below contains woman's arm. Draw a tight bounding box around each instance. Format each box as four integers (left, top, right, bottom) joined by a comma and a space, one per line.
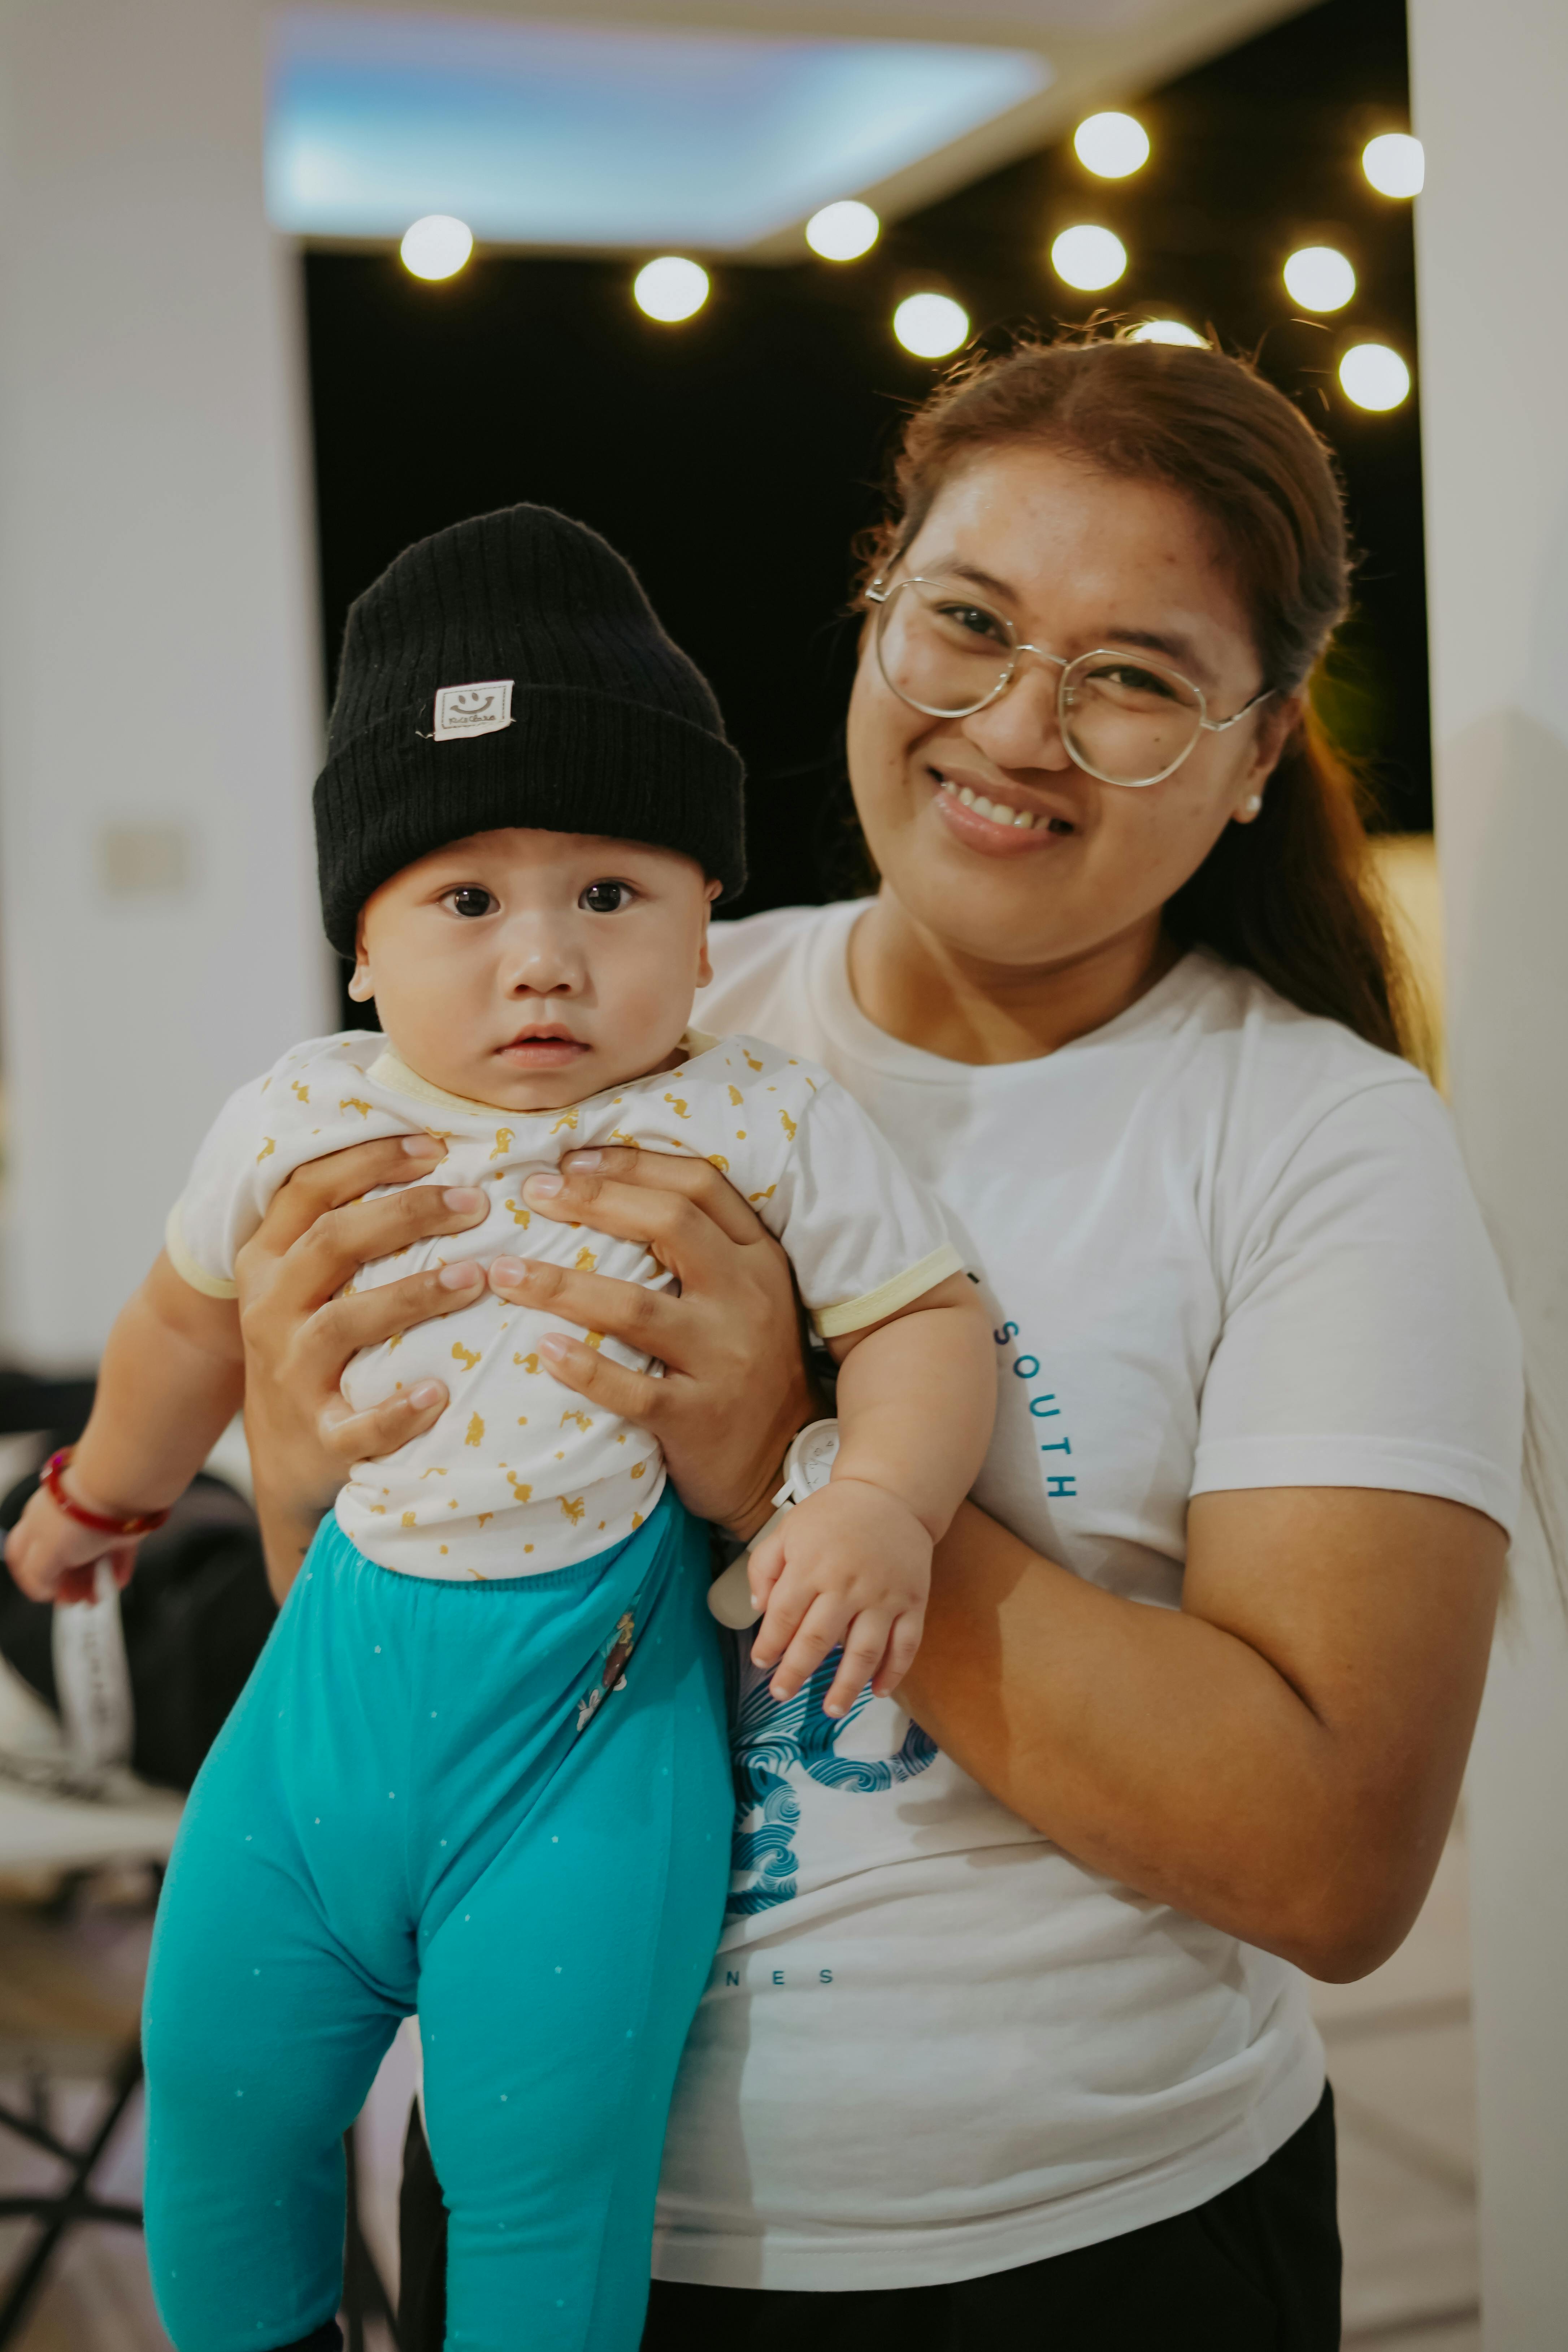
900, 1484, 1503, 1981
517, 1155, 1502, 1979
239, 1141, 1493, 1984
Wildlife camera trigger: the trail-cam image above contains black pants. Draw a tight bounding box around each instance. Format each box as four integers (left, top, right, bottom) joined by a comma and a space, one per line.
399, 2085, 1340, 2351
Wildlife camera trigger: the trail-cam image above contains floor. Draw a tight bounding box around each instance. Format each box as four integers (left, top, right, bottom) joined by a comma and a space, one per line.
0, 1827, 1483, 2350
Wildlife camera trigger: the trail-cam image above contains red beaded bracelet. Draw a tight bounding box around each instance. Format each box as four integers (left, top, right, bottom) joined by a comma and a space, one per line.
42, 1447, 171, 1539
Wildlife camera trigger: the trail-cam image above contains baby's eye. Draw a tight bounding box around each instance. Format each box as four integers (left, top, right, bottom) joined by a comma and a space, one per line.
444, 886, 497, 920
580, 880, 634, 915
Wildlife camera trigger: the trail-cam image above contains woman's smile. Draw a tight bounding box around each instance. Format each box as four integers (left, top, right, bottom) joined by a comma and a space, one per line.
925, 761, 1081, 857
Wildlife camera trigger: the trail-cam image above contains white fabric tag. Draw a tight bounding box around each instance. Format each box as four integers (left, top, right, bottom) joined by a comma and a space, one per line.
433, 680, 513, 740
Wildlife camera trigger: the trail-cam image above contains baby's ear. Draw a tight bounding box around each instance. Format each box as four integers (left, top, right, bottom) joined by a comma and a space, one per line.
695, 878, 721, 989
347, 916, 375, 1003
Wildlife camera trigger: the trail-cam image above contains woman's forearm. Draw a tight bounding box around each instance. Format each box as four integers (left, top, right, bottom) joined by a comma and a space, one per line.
898, 1493, 1499, 1980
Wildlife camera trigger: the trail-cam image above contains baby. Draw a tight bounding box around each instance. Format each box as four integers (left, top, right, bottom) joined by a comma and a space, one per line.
7, 506, 994, 2352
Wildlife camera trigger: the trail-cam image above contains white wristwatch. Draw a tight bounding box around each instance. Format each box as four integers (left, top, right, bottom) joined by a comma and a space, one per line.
706, 1418, 841, 1630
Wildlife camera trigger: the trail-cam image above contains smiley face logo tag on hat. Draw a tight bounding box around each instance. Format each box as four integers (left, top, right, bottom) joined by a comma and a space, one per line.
433, 680, 514, 740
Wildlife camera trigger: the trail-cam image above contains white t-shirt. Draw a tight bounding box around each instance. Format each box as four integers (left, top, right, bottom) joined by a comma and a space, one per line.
652, 899, 1522, 2291
167, 1024, 956, 1579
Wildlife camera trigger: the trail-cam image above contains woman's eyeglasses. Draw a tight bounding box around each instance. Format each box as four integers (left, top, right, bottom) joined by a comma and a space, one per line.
865, 574, 1272, 789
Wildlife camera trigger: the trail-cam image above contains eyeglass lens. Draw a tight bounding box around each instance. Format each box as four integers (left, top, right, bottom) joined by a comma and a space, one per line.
875, 576, 1206, 787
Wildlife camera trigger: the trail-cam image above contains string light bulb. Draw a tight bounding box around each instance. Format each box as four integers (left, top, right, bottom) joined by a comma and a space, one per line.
400, 216, 473, 281
1051, 225, 1128, 290
893, 292, 969, 359
1128, 319, 1206, 347
1362, 134, 1424, 198
1073, 113, 1151, 178
805, 200, 879, 261
1339, 343, 1411, 411
1282, 245, 1355, 311
633, 256, 710, 322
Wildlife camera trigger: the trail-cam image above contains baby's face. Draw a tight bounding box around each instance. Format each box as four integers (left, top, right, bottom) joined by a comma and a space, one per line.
351, 828, 720, 1111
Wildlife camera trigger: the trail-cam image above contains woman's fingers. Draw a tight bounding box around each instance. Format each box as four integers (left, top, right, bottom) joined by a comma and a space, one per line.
527, 1331, 670, 1432
556, 1147, 769, 1249
292, 1259, 487, 1382
486, 1254, 679, 1362
521, 1160, 768, 1271
253, 1136, 447, 1255
286, 1186, 489, 1306
320, 1379, 449, 1464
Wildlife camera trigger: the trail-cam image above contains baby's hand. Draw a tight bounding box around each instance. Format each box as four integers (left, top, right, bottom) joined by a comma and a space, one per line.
5, 1483, 141, 1605
747, 1478, 930, 1719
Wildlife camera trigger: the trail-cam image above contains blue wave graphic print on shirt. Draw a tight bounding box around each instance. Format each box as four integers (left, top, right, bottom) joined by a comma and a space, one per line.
727, 1655, 937, 1918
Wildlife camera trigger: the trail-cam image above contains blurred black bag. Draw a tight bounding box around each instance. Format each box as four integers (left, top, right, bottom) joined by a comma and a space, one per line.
0, 1471, 277, 1791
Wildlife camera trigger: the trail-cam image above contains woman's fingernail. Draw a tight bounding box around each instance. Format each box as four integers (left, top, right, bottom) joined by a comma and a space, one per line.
539, 1333, 572, 1359
824, 1702, 844, 1719
524, 1171, 563, 1198
443, 1187, 483, 1212
438, 1261, 482, 1290
564, 1150, 603, 1171
408, 1382, 444, 1409
489, 1256, 526, 1286
403, 1134, 443, 1158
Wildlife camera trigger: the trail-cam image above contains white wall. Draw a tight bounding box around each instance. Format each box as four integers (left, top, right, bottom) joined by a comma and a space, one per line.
0, 0, 329, 1367
1409, 3, 1568, 2341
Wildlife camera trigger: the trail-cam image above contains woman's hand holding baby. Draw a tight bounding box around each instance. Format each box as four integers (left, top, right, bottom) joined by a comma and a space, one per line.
747, 1479, 933, 1717
486, 1146, 820, 1539
234, 1134, 496, 1592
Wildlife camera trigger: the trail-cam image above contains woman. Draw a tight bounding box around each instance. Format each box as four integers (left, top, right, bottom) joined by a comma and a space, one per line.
235, 336, 1520, 2349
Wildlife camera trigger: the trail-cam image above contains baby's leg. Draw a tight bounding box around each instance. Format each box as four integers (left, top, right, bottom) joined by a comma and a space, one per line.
143, 1524, 418, 2351
418, 1501, 730, 2352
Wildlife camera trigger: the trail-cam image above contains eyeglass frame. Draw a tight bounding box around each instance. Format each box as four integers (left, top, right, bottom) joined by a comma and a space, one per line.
864, 572, 1274, 789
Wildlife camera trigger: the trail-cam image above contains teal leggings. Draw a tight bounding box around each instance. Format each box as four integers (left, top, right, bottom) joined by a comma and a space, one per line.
142, 1492, 730, 2352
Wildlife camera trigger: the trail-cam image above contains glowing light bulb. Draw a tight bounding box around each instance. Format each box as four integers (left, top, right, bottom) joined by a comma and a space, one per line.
893, 292, 969, 359
400, 216, 473, 281
1051, 225, 1128, 291
805, 200, 880, 261
1362, 134, 1424, 198
1073, 112, 1151, 178
633, 256, 710, 323
1282, 245, 1355, 312
1338, 343, 1411, 411
1128, 319, 1207, 347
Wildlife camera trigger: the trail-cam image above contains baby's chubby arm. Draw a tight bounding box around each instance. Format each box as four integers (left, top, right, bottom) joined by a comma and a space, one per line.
6, 1256, 245, 1604
748, 1274, 995, 1717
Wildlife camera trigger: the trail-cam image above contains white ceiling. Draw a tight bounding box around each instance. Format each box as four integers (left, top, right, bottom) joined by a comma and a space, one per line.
272, 0, 1318, 254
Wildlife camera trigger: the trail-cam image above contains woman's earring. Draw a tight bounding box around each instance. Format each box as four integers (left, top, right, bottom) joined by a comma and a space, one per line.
1242, 794, 1263, 817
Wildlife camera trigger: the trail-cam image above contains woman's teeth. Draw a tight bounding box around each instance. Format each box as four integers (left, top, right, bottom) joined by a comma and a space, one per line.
937, 777, 1050, 830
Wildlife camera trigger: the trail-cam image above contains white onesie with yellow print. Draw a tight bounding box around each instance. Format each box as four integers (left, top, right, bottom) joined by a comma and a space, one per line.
167, 1028, 961, 1581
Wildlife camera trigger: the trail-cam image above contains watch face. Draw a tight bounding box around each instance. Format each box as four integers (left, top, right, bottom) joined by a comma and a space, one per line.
794, 1420, 841, 1496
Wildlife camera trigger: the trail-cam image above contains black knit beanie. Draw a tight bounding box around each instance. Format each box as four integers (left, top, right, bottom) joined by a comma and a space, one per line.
314, 504, 746, 955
